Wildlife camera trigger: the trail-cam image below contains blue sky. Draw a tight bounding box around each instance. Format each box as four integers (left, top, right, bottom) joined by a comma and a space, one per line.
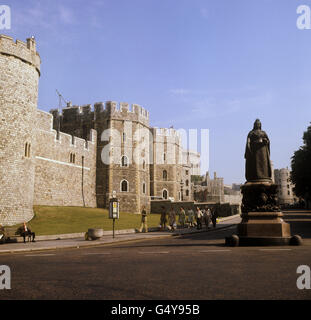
3, 0, 311, 184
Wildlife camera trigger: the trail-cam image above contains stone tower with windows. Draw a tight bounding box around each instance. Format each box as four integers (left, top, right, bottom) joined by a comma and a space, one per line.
150, 128, 183, 202
0, 35, 41, 225
52, 101, 151, 213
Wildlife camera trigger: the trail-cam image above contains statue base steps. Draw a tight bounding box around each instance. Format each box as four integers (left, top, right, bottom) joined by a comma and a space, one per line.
225, 211, 303, 246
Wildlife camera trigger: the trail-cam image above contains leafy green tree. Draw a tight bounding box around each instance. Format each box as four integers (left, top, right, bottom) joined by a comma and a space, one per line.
291, 123, 311, 208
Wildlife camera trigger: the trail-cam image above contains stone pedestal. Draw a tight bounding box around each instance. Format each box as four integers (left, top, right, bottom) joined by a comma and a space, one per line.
237, 211, 291, 246
226, 182, 302, 246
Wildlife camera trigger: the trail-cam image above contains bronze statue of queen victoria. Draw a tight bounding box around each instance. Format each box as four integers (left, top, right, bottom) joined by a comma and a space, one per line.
245, 119, 272, 183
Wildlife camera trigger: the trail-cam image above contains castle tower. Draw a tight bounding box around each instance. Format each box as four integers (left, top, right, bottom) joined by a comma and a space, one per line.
150, 128, 183, 202
0, 35, 41, 225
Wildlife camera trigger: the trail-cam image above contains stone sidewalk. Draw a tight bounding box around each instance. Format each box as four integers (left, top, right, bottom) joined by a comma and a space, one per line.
0, 214, 241, 254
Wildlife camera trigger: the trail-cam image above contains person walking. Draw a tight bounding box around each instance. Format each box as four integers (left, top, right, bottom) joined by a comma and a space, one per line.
195, 207, 203, 230
211, 204, 219, 228
179, 207, 186, 229
187, 208, 194, 228
139, 206, 148, 233
203, 206, 211, 229
168, 207, 176, 231
160, 206, 168, 230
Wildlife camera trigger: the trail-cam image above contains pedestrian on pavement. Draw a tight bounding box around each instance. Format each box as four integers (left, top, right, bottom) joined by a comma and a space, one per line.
195, 207, 203, 230
160, 206, 168, 230
168, 207, 176, 231
203, 206, 211, 229
139, 206, 148, 233
212, 204, 220, 228
179, 207, 186, 228
187, 208, 195, 228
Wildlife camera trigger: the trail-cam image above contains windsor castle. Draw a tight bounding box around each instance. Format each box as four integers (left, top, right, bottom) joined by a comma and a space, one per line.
0, 35, 200, 226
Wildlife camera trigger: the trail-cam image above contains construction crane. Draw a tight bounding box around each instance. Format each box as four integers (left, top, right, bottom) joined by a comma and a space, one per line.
55, 89, 68, 135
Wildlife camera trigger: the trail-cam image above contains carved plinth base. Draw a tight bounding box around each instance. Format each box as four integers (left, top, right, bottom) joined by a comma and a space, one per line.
237, 211, 291, 246
225, 182, 302, 246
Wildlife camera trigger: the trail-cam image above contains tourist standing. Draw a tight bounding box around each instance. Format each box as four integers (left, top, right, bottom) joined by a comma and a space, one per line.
139, 206, 148, 233
212, 204, 219, 228
160, 206, 167, 230
203, 206, 211, 229
179, 207, 186, 228
196, 207, 203, 230
187, 208, 194, 228
168, 207, 176, 231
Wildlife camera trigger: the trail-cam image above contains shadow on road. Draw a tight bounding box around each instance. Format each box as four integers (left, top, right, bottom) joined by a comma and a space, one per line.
114, 227, 234, 249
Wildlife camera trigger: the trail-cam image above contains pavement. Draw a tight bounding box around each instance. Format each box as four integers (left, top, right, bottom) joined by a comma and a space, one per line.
0, 214, 241, 254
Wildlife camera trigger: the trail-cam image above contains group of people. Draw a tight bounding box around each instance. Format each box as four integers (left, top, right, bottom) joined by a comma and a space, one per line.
159, 205, 219, 231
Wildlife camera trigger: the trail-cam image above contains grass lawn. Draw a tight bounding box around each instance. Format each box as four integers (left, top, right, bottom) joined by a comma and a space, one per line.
23, 206, 161, 236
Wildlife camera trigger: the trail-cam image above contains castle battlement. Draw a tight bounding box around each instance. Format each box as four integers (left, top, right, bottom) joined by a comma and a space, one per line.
53, 129, 96, 150
50, 101, 149, 124
37, 109, 96, 150
152, 127, 182, 138
0, 34, 41, 75
94, 101, 149, 119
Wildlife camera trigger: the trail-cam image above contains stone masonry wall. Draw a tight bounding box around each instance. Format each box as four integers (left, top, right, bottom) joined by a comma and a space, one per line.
33, 110, 97, 207
0, 35, 40, 226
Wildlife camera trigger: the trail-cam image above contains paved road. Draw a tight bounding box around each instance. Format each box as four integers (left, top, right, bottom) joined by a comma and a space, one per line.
0, 211, 310, 300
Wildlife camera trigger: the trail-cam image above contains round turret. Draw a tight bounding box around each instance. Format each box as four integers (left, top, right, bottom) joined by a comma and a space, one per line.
0, 35, 41, 226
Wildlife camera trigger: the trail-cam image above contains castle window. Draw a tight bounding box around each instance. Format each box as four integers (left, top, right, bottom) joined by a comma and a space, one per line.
162, 189, 168, 200
163, 153, 166, 162
25, 143, 31, 158
121, 155, 129, 167
143, 160, 146, 170
142, 182, 146, 194
70, 153, 76, 164
186, 170, 189, 175
121, 180, 129, 192
186, 190, 189, 197
186, 180, 189, 187
122, 132, 126, 143
163, 170, 168, 181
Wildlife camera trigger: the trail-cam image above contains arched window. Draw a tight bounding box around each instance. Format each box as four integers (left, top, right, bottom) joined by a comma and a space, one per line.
186, 180, 189, 187
186, 190, 189, 196
25, 142, 31, 158
70, 153, 76, 164
142, 182, 146, 194
121, 155, 129, 167
163, 170, 168, 181
142, 160, 146, 170
121, 180, 129, 192
162, 189, 168, 200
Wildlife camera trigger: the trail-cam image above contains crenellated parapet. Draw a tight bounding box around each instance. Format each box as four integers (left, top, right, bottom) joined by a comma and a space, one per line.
50, 100, 150, 134
94, 101, 149, 119
0, 35, 41, 75
37, 109, 96, 151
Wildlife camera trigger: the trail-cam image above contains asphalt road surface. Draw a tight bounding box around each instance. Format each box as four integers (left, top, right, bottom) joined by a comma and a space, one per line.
0, 211, 310, 300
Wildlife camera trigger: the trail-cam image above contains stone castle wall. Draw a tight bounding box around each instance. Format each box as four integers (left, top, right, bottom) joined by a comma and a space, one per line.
0, 36, 40, 226
150, 128, 183, 202
0, 34, 198, 221
33, 110, 97, 207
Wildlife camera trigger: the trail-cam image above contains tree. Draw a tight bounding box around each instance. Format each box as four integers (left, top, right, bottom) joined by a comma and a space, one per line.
291, 123, 311, 208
